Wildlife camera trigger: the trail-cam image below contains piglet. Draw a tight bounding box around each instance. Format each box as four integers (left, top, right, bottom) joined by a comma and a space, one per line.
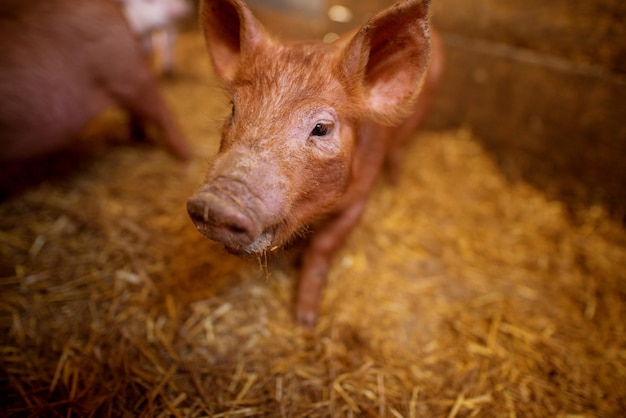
118, 0, 191, 75
187, 0, 444, 326
0, 0, 190, 161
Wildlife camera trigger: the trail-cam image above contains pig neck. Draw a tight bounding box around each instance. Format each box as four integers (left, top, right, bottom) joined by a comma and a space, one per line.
339, 119, 391, 210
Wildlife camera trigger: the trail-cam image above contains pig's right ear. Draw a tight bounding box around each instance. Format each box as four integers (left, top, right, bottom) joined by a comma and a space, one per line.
200, 0, 267, 82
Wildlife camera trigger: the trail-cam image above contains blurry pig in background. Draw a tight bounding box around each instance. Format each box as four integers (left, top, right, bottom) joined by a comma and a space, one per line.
0, 0, 190, 162
117, 0, 192, 75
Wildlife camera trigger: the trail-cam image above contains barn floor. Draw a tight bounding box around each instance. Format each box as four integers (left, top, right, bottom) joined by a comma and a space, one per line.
1, 31, 625, 417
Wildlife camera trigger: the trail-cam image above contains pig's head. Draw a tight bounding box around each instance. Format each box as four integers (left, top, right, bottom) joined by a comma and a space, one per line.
187, 0, 431, 255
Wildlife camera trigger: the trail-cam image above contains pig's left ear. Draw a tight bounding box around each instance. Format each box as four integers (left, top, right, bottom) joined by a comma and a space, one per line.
200, 0, 266, 81
341, 0, 432, 125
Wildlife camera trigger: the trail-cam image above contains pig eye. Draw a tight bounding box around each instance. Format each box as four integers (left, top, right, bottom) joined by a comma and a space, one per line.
230, 103, 235, 117
311, 122, 332, 137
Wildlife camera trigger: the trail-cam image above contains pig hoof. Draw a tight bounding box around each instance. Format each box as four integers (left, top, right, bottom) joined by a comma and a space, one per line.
296, 308, 318, 329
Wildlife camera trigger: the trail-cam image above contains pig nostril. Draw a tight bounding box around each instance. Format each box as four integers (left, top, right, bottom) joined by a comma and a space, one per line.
186, 199, 208, 223
227, 223, 247, 234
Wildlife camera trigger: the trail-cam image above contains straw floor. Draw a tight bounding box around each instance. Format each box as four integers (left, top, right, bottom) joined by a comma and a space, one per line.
1, 32, 625, 417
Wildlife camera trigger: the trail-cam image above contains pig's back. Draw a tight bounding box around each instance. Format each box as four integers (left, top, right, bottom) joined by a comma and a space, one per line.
0, 0, 149, 159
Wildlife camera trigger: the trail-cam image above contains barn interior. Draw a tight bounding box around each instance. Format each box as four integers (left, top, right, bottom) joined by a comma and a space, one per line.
1, 0, 625, 416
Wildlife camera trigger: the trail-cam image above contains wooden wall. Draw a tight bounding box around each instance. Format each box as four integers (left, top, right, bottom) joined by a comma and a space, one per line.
427, 0, 626, 220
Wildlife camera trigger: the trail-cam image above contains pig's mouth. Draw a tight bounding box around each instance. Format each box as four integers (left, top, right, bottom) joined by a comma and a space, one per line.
226, 227, 277, 255
186, 180, 279, 255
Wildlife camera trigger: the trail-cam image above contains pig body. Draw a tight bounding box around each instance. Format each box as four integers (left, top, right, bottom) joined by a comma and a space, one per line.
187, 0, 443, 326
118, 0, 191, 75
0, 0, 189, 161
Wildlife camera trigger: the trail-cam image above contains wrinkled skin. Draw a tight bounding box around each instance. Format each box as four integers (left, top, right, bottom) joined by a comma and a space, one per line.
0, 0, 190, 161
187, 0, 444, 326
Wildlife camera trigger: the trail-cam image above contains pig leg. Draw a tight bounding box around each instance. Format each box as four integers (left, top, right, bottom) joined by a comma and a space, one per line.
296, 197, 368, 327
159, 28, 178, 76
112, 76, 191, 159
294, 122, 390, 326
141, 34, 154, 58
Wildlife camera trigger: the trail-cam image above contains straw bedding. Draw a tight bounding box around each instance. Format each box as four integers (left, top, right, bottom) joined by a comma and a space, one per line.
1, 32, 625, 417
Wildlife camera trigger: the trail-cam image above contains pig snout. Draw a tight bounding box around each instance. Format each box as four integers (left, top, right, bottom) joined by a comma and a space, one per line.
186, 180, 264, 254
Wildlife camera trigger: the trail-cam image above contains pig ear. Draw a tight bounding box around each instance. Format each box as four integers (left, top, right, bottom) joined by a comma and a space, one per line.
342, 0, 432, 125
200, 0, 266, 81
